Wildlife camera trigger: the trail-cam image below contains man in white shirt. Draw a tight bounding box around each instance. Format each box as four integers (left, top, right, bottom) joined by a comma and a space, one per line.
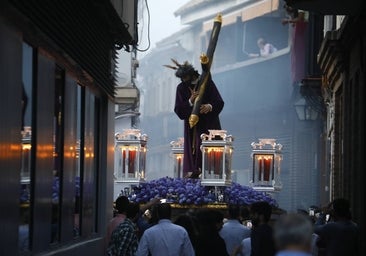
247, 37, 278, 57
136, 203, 195, 256
220, 204, 251, 255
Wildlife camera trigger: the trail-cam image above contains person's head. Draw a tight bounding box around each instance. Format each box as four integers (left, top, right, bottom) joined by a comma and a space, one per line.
250, 201, 272, 226
227, 204, 241, 219
240, 205, 250, 220
273, 213, 313, 252
174, 61, 199, 83
211, 209, 225, 231
283, 3, 299, 19
257, 38, 267, 49
174, 214, 198, 237
283, 3, 293, 13
330, 198, 351, 220
196, 209, 224, 233
154, 203, 172, 220
126, 202, 140, 221
115, 196, 129, 214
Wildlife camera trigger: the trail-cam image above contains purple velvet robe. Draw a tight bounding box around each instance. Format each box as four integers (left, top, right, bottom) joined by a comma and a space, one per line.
174, 78, 224, 175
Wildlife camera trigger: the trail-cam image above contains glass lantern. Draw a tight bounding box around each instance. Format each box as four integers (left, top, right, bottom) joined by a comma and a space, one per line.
201, 130, 233, 186
250, 138, 283, 191
170, 137, 184, 178
115, 129, 148, 185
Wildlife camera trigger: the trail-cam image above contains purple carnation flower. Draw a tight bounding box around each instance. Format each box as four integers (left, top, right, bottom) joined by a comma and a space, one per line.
129, 177, 277, 207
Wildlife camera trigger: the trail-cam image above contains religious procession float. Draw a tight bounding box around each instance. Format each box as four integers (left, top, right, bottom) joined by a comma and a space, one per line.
115, 127, 283, 215
114, 14, 284, 214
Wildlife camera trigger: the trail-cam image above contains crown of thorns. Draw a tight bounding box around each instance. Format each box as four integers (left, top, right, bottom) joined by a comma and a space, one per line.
163, 59, 196, 78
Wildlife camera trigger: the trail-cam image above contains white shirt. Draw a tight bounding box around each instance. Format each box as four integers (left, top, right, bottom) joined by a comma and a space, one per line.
240, 237, 251, 256
219, 219, 251, 255
260, 43, 278, 57
136, 219, 195, 256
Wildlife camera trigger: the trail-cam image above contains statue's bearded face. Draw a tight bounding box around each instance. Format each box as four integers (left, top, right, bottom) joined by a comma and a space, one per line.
181, 74, 192, 83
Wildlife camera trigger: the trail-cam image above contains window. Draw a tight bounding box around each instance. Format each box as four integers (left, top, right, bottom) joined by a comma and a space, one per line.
18, 44, 101, 251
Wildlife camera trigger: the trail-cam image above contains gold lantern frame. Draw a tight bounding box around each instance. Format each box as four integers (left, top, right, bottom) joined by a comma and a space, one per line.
115, 129, 148, 186
170, 137, 184, 179
200, 130, 233, 186
250, 138, 283, 192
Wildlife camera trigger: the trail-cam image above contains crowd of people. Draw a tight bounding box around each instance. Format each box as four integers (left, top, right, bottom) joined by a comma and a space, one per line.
104, 196, 359, 256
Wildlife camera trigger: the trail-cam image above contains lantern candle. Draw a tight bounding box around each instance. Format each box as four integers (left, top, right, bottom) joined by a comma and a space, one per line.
263, 157, 271, 181
208, 149, 213, 175
122, 149, 126, 177
177, 156, 181, 178
258, 156, 263, 182
214, 149, 223, 177
128, 149, 136, 177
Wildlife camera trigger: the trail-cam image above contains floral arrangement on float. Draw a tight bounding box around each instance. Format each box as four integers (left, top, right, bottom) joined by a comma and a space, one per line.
128, 176, 277, 207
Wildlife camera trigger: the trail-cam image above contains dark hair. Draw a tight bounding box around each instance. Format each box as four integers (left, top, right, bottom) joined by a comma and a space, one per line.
250, 201, 272, 222
196, 209, 224, 233
240, 205, 250, 220
274, 213, 313, 250
175, 63, 199, 79
115, 196, 129, 214
155, 203, 172, 220
126, 202, 140, 219
228, 204, 241, 219
174, 214, 199, 238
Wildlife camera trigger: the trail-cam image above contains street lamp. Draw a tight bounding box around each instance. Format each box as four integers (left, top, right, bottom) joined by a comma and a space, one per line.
294, 98, 318, 121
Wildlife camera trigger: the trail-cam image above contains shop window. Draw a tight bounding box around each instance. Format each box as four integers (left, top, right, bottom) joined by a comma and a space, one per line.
18, 42, 101, 252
